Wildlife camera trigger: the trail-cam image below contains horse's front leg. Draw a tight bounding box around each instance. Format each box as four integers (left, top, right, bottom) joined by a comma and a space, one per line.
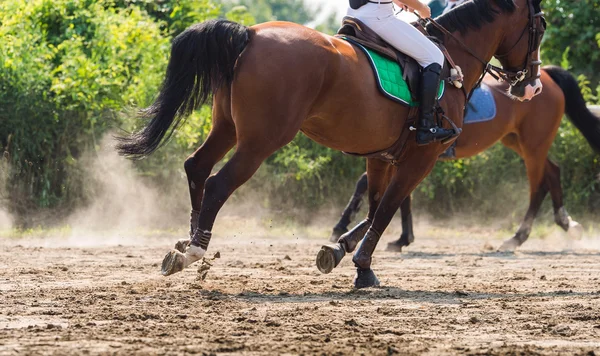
352, 153, 436, 288
386, 195, 415, 252
316, 159, 390, 274
330, 172, 368, 242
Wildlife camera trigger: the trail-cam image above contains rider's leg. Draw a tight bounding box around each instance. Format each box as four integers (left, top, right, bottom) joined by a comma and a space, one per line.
361, 15, 456, 145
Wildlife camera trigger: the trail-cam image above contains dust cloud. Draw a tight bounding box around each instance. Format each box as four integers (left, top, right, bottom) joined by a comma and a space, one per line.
62, 136, 190, 246
59, 136, 286, 248
0, 153, 12, 230
0, 208, 12, 231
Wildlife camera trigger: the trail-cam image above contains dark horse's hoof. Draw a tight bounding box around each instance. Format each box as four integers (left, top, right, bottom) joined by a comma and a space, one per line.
316, 244, 346, 274
353, 268, 380, 289
386, 241, 404, 253
385, 234, 413, 253
330, 226, 348, 243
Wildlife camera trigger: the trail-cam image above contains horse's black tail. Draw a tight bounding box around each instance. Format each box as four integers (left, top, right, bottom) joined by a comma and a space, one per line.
544, 65, 600, 153
116, 20, 250, 159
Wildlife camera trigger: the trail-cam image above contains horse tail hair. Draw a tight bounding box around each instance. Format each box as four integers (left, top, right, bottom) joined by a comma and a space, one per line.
544, 65, 600, 153
116, 20, 250, 159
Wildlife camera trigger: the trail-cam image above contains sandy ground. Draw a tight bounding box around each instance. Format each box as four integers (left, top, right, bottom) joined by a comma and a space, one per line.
1, 219, 600, 355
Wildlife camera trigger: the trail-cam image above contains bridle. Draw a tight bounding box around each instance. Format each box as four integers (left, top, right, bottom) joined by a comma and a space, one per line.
425, 0, 546, 89
492, 0, 546, 86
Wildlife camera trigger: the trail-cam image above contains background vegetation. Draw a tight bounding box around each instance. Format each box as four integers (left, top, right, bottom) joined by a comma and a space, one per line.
0, 0, 598, 228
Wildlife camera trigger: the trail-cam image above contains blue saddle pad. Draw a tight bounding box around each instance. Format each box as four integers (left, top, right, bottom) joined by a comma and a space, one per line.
464, 83, 496, 124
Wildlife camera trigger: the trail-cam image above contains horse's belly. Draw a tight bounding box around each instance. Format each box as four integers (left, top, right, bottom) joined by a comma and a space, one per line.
301, 107, 403, 155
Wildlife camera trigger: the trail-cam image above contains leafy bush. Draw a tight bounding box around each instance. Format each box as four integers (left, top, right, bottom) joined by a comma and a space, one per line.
1, 0, 598, 228
543, 0, 600, 87
0, 0, 169, 221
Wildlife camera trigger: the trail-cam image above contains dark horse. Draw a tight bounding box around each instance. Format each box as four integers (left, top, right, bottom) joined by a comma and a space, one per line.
117, 0, 545, 288
331, 66, 600, 253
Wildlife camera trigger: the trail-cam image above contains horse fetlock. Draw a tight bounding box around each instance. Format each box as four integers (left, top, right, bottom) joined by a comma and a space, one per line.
352, 252, 372, 270
330, 225, 348, 243
400, 232, 414, 246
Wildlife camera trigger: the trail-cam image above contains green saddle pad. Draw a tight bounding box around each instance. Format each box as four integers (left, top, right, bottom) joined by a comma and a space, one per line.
349, 40, 445, 107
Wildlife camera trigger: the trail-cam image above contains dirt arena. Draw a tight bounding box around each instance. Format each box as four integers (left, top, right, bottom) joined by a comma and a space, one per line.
1, 219, 600, 355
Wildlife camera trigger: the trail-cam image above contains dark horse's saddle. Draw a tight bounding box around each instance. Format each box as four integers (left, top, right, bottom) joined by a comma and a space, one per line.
337, 16, 438, 100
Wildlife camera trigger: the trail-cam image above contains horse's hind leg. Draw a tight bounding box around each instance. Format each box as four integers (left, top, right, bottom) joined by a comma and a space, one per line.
330, 172, 368, 242
386, 195, 415, 252
545, 159, 584, 239
498, 135, 549, 251
174, 100, 236, 253
163, 126, 296, 276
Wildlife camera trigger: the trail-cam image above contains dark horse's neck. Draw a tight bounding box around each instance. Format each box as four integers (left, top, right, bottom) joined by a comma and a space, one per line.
428, 0, 514, 94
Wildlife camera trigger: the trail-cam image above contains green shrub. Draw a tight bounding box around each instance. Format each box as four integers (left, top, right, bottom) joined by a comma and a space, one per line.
0, 0, 169, 221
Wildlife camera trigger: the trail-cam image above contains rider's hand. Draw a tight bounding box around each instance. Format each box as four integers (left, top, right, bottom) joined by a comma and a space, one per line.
416, 4, 432, 18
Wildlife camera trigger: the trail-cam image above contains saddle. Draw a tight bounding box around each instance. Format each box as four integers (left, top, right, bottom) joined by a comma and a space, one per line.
337, 17, 462, 164
337, 16, 423, 99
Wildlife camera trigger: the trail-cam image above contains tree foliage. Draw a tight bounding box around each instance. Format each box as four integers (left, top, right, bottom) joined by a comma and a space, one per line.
542, 0, 600, 87
0, 0, 170, 219
1, 0, 598, 227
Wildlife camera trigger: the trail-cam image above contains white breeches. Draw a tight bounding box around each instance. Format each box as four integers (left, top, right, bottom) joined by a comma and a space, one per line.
346, 3, 444, 68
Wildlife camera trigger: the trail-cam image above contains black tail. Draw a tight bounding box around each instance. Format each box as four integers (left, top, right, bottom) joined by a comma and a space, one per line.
544, 65, 600, 153
116, 20, 250, 159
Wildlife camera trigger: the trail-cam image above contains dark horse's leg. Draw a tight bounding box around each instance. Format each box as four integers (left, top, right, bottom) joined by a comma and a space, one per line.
330, 171, 417, 251
317, 160, 389, 274
330, 172, 368, 242
385, 195, 415, 252
352, 153, 436, 288
498, 135, 549, 251
545, 159, 583, 238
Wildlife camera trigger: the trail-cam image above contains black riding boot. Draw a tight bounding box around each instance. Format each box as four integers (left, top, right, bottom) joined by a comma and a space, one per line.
416, 63, 456, 146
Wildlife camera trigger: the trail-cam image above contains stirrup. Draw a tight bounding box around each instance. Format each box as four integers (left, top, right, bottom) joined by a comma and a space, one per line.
440, 113, 462, 145
416, 127, 456, 146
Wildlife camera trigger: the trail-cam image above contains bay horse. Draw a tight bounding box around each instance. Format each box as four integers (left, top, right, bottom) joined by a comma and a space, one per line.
117, 0, 546, 288
330, 65, 600, 253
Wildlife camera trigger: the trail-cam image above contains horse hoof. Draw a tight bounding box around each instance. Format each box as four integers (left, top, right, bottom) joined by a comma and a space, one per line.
161, 250, 186, 276
330, 226, 348, 243
316, 244, 346, 274
353, 268, 380, 289
568, 222, 584, 240
174, 239, 191, 253
497, 237, 520, 252
385, 241, 404, 253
